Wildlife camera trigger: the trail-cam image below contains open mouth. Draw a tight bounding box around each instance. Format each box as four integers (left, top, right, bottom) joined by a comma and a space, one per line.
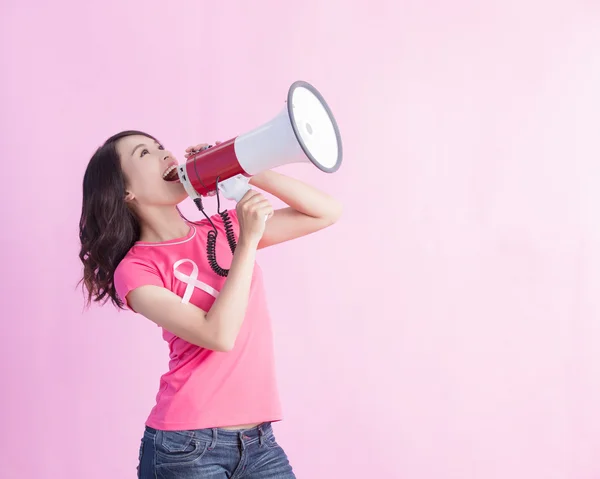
162, 165, 180, 182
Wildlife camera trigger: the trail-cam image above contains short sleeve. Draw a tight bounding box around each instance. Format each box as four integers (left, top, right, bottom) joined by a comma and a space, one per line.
114, 257, 164, 312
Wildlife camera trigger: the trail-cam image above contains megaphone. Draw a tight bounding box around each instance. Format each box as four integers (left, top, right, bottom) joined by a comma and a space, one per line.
176, 80, 343, 203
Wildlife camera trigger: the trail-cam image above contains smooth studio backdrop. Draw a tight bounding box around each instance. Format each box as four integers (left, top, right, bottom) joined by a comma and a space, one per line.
2, 1, 600, 478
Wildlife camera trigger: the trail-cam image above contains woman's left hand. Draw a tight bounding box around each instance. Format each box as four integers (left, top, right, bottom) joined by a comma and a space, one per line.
184, 141, 222, 159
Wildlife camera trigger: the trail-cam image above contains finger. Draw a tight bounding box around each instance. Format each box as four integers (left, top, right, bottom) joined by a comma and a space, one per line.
249, 200, 273, 215
257, 204, 274, 221
258, 204, 274, 215
185, 144, 209, 156
244, 201, 270, 215
238, 189, 260, 204
185, 144, 203, 151
243, 195, 269, 208
185, 143, 209, 151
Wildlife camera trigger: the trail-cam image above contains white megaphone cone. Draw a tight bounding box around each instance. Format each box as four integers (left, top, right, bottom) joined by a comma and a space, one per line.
176, 80, 343, 203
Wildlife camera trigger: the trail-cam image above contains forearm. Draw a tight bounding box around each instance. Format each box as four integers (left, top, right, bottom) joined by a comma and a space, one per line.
204, 237, 257, 349
249, 170, 342, 219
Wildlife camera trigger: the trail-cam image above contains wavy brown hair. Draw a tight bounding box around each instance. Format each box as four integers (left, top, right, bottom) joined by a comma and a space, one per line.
79, 130, 158, 309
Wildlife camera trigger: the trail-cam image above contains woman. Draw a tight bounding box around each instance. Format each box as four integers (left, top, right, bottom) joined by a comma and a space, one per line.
79, 130, 342, 478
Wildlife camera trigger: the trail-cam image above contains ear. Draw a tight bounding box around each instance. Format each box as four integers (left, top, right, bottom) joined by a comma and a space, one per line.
124, 190, 135, 202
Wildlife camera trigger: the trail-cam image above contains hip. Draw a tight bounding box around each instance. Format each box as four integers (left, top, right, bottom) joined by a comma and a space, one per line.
137, 422, 295, 478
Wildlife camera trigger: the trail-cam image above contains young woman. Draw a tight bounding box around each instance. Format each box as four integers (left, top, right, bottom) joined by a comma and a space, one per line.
78, 130, 342, 478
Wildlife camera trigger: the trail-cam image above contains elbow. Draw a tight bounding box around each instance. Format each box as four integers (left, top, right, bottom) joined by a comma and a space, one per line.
210, 328, 237, 352
203, 313, 238, 352
197, 335, 235, 352
212, 337, 236, 352
325, 199, 343, 225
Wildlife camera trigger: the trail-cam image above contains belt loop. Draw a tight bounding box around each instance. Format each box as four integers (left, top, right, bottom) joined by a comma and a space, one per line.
209, 428, 218, 450
238, 431, 247, 451
258, 425, 265, 447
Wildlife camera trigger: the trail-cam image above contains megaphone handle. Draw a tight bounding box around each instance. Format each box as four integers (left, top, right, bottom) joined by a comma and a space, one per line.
217, 175, 251, 203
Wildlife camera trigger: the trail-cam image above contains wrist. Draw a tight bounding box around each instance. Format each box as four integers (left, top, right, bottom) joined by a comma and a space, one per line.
249, 170, 279, 188
237, 234, 260, 251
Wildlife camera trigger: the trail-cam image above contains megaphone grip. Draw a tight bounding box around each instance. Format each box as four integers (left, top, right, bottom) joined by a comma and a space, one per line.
218, 175, 251, 203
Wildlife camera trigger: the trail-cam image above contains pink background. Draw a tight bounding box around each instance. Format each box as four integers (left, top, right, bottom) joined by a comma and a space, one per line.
2, 1, 600, 478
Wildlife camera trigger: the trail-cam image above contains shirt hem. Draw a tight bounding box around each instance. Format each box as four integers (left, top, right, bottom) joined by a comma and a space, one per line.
145, 415, 284, 431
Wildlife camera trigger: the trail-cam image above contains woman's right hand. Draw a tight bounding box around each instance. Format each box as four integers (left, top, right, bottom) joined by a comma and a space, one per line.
236, 190, 274, 246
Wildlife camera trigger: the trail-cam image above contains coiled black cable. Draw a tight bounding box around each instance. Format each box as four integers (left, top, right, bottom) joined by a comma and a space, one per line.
192, 176, 237, 277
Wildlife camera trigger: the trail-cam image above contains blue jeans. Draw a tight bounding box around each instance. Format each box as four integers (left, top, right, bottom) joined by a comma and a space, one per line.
138, 423, 296, 478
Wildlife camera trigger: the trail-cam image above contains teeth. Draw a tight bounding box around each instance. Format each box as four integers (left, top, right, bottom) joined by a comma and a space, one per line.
162, 165, 177, 179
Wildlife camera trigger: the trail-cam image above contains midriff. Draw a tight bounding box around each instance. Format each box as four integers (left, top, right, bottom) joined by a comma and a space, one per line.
219, 423, 262, 431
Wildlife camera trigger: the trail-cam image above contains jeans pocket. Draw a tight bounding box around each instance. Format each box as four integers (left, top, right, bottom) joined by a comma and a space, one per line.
155, 430, 208, 468
264, 432, 280, 449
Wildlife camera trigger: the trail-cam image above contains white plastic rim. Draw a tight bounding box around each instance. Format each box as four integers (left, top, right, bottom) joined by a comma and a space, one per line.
233, 80, 342, 175
289, 83, 341, 172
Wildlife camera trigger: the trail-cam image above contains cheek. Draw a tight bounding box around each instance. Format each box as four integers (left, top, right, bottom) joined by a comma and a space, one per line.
135, 175, 182, 204
123, 162, 183, 203
127, 167, 159, 193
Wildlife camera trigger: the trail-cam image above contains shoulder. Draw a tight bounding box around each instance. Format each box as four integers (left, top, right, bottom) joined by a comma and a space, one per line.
209, 208, 240, 234
184, 209, 239, 238
115, 247, 156, 273
114, 249, 163, 293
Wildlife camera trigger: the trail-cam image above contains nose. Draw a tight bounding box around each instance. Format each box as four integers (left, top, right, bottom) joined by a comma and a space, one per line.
162, 153, 172, 162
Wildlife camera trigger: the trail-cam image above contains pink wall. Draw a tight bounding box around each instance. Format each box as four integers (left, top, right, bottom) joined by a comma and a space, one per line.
2, 1, 600, 477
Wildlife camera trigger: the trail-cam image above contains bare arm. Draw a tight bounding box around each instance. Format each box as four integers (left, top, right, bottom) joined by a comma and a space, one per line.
127, 191, 272, 352
248, 170, 343, 249
185, 143, 342, 249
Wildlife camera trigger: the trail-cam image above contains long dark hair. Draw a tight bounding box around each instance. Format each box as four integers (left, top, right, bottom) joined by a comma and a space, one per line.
79, 130, 158, 309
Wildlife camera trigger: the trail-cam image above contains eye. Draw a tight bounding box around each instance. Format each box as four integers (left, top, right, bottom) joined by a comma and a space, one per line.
158, 145, 164, 150
140, 148, 149, 157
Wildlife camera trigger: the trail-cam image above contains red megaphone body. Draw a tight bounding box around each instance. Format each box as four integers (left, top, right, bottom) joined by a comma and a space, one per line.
176, 80, 343, 203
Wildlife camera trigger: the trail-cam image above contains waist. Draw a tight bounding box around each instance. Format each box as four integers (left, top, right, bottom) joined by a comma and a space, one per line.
144, 422, 274, 446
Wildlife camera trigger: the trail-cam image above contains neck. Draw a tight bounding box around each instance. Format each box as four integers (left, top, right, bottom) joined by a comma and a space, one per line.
136, 205, 191, 243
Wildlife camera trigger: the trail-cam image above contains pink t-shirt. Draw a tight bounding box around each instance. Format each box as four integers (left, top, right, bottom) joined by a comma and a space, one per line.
114, 210, 282, 430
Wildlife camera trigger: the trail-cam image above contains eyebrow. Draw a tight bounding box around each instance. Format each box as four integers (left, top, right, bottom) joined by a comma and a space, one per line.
130, 144, 146, 157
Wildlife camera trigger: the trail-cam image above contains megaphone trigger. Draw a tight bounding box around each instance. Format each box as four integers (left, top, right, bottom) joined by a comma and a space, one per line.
217, 174, 251, 203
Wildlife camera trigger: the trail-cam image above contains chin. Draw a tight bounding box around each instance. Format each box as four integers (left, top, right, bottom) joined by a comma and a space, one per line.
174, 186, 189, 203
175, 194, 189, 205
161, 181, 188, 204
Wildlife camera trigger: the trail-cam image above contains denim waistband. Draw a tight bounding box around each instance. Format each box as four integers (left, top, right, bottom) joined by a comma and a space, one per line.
144, 422, 274, 446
